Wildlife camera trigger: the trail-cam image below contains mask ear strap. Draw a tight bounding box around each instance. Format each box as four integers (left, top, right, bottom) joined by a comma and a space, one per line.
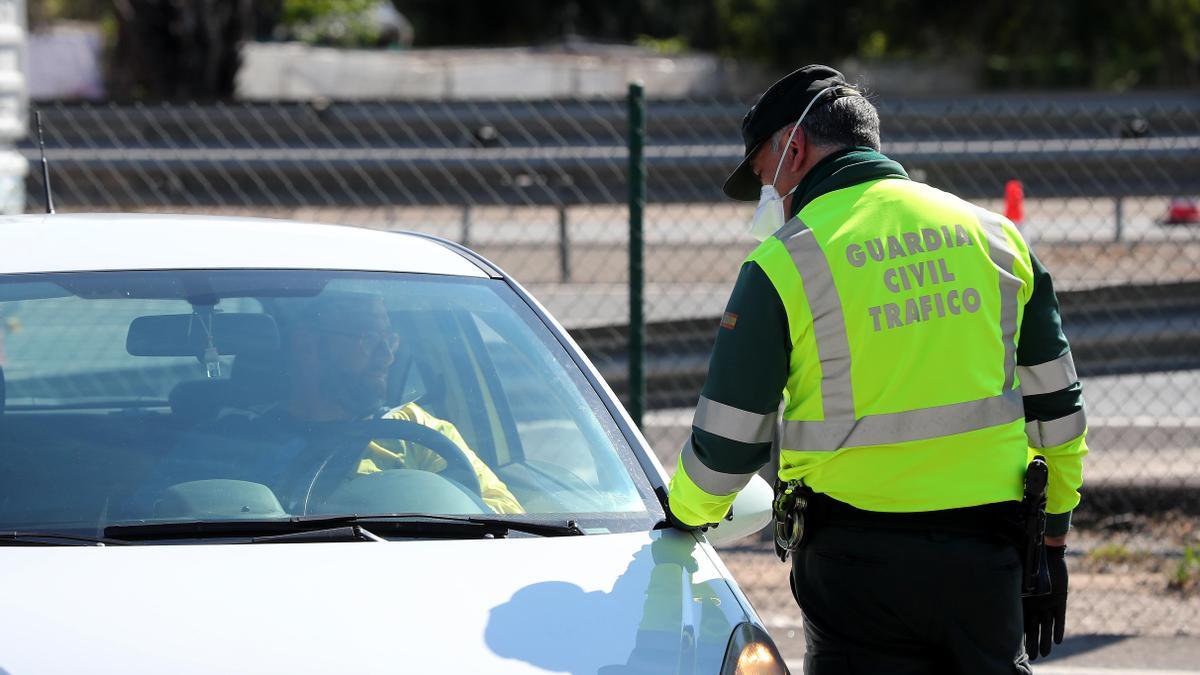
771, 85, 841, 187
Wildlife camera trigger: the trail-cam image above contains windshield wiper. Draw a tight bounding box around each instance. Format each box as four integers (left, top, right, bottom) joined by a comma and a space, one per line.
1, 530, 129, 546
251, 525, 386, 544
352, 514, 586, 538
106, 517, 499, 542
104, 514, 583, 542
280, 514, 585, 538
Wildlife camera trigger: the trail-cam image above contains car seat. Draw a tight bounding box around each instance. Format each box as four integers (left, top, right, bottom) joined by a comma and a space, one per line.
226, 349, 287, 413
168, 378, 233, 424
388, 342, 430, 409
167, 349, 286, 424
386, 310, 446, 416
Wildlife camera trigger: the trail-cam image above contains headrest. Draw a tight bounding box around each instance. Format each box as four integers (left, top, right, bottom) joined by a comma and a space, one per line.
168, 379, 232, 424
230, 349, 287, 407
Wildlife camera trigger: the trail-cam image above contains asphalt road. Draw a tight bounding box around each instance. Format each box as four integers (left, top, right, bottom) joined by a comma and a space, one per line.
779, 637, 1200, 674
777, 636, 1200, 673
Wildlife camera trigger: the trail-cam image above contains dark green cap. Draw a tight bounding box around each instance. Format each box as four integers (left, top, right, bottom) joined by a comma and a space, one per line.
723, 64, 860, 201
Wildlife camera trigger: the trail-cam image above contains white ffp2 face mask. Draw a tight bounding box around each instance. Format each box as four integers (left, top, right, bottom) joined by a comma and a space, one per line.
746, 85, 840, 242
748, 182, 798, 242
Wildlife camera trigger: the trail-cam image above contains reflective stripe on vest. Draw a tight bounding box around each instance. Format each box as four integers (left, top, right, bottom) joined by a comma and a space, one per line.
774, 206, 1025, 452
1027, 409, 1087, 448
971, 204, 1022, 393
776, 217, 856, 420
1018, 351, 1078, 396
781, 388, 1024, 451
692, 395, 777, 444
679, 436, 757, 496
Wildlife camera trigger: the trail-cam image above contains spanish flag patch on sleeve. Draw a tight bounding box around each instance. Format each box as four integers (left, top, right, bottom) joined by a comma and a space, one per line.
720, 312, 738, 330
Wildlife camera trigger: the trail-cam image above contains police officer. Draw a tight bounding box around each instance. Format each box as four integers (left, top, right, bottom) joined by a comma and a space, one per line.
665, 65, 1088, 674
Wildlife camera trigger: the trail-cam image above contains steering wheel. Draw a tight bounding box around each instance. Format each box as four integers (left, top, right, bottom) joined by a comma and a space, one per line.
282, 419, 483, 514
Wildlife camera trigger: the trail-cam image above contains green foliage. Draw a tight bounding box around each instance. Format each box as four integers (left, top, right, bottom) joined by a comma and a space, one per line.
282, 0, 376, 25
635, 34, 689, 55
981, 0, 1200, 89
859, 31, 889, 61
30, 0, 1200, 91
281, 0, 383, 47
1087, 542, 1138, 564
1169, 544, 1200, 592
707, 0, 1199, 89
27, 0, 110, 30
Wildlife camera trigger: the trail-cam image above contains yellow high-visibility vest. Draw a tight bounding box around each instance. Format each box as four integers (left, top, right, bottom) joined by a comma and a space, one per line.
673, 178, 1050, 523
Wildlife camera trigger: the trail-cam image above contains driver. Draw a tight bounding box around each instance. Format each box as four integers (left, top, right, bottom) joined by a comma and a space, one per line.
274, 291, 523, 515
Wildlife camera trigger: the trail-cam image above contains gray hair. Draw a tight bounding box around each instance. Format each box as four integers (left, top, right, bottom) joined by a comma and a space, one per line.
771, 93, 881, 153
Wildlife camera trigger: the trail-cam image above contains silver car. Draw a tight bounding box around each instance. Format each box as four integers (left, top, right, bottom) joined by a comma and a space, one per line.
0, 213, 782, 674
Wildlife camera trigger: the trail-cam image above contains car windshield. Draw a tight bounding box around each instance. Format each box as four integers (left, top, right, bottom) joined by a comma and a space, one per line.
0, 270, 658, 539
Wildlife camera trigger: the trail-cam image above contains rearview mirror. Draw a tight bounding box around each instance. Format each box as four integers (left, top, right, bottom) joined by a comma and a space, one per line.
704, 474, 774, 547
127, 313, 279, 357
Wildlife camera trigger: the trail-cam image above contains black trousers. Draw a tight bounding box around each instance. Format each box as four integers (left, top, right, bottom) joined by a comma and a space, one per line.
790, 525, 1032, 675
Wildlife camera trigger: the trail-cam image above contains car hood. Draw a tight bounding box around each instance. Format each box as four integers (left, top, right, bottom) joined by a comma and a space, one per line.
0, 529, 754, 674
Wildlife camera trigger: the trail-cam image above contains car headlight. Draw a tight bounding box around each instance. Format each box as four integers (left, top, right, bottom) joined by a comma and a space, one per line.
720, 622, 789, 675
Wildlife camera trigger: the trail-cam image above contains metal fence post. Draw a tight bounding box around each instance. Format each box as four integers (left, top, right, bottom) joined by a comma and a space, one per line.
558, 205, 571, 282
627, 82, 646, 428
461, 205, 472, 247
1114, 196, 1124, 242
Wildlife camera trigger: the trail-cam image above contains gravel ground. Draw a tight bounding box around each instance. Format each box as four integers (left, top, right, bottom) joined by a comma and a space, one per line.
717, 513, 1200, 642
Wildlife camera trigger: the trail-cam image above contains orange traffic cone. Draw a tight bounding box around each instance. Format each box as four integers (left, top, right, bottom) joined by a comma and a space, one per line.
1004, 180, 1024, 225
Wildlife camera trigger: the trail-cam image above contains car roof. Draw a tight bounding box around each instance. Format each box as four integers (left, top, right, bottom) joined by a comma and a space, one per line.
0, 213, 489, 277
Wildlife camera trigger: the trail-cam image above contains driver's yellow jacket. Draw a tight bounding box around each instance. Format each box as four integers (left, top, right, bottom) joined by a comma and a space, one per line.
357, 402, 524, 515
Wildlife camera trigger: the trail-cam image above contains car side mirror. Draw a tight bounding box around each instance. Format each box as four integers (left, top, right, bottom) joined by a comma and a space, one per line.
704, 474, 773, 547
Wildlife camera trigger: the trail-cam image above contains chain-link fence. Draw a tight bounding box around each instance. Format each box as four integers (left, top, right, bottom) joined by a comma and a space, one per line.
20, 95, 1200, 639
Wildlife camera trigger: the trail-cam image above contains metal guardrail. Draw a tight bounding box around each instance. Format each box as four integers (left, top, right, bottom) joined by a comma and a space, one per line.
20, 136, 1200, 206
575, 281, 1200, 411
21, 98, 1200, 208
25, 94, 1200, 147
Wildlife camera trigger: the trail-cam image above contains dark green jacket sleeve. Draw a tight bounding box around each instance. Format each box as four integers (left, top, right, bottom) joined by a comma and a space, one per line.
690, 261, 791, 476
1017, 250, 1089, 536
667, 260, 792, 526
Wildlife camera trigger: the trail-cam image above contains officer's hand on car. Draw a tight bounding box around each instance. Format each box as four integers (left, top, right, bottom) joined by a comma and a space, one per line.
664, 504, 710, 533
661, 491, 723, 533
1023, 545, 1069, 659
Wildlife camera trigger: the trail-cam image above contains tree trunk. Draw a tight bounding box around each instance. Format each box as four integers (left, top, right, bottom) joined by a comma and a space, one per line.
110, 0, 281, 101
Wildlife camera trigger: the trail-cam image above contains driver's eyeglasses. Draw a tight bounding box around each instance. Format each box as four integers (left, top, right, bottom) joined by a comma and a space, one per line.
321, 328, 401, 352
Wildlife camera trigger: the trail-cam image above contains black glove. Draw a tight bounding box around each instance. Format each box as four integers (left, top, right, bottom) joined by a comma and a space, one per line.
1023, 544, 1068, 660
664, 502, 711, 533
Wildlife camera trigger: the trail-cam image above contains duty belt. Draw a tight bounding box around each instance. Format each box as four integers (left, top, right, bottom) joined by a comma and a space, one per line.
812, 494, 1023, 538
772, 481, 1024, 563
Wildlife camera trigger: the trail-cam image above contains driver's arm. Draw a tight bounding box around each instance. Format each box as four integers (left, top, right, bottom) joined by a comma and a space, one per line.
366, 403, 525, 515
